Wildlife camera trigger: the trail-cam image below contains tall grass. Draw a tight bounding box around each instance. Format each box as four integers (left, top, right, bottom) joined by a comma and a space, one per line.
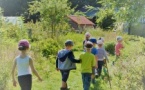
0, 24, 145, 90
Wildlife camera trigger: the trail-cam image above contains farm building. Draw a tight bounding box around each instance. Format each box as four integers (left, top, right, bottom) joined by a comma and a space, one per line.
68, 15, 94, 32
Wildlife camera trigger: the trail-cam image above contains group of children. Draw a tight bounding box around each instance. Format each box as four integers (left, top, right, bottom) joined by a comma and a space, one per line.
11, 32, 124, 90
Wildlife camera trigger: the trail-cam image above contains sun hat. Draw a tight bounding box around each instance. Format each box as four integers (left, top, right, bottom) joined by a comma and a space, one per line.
65, 40, 74, 46
89, 38, 97, 44
97, 40, 103, 45
85, 41, 93, 48
116, 36, 123, 41
18, 39, 30, 50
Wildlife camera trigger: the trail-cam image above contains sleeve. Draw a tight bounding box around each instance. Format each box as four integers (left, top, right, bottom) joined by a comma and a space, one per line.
83, 40, 85, 49
95, 49, 98, 55
68, 51, 81, 63
103, 49, 108, 60
56, 58, 58, 68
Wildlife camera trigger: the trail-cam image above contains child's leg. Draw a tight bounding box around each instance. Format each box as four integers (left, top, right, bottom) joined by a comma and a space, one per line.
98, 61, 104, 76
60, 70, 70, 89
18, 74, 32, 90
82, 73, 91, 90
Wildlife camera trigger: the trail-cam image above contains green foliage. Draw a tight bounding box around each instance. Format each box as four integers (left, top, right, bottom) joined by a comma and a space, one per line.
32, 38, 61, 58
105, 42, 115, 55
29, 0, 73, 38
97, 7, 116, 30
98, 0, 145, 24
0, 40, 16, 90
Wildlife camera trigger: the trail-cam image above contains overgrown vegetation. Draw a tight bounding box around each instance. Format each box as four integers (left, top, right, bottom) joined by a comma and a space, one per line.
1, 22, 145, 90
0, 0, 145, 90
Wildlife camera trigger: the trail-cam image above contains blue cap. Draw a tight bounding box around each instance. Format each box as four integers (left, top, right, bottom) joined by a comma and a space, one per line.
89, 38, 97, 44
65, 40, 74, 46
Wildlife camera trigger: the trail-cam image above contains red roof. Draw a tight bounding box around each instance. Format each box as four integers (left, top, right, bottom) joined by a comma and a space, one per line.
68, 15, 94, 25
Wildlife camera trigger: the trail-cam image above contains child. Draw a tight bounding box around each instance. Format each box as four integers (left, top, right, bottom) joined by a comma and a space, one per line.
115, 36, 124, 57
89, 38, 98, 83
113, 36, 124, 65
97, 40, 109, 76
56, 40, 81, 90
99, 37, 109, 55
79, 41, 96, 90
83, 32, 91, 50
12, 39, 42, 90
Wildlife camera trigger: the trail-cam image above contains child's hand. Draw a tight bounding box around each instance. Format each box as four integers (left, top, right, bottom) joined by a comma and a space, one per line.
56, 68, 59, 71
13, 80, 17, 87
95, 65, 98, 69
91, 74, 95, 79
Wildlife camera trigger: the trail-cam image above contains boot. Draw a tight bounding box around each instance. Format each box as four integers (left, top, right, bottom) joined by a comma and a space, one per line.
60, 87, 67, 90
60, 87, 70, 90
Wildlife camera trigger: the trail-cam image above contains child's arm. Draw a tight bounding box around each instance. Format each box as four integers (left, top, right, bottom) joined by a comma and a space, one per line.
29, 58, 42, 81
91, 56, 96, 79
11, 59, 17, 87
56, 58, 59, 71
95, 55, 98, 68
104, 49, 109, 62
68, 51, 81, 63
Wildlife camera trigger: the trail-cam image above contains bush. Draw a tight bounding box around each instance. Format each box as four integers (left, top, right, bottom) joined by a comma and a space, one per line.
39, 39, 61, 58
105, 41, 115, 55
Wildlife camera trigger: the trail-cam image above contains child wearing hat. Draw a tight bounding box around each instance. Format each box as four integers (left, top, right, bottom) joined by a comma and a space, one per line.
115, 36, 124, 57
113, 36, 124, 65
56, 40, 81, 90
79, 41, 96, 90
11, 39, 42, 90
89, 38, 98, 83
97, 40, 109, 76
83, 32, 91, 50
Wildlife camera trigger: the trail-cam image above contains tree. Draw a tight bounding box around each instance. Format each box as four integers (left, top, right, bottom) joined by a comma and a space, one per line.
29, 0, 73, 38
69, 0, 100, 10
97, 0, 145, 33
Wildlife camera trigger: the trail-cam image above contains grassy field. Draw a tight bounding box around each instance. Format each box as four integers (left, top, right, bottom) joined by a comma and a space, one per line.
1, 30, 145, 90
8, 51, 115, 90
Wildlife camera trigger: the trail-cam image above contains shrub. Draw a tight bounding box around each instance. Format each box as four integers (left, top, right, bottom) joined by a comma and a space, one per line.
39, 39, 61, 58
105, 41, 115, 55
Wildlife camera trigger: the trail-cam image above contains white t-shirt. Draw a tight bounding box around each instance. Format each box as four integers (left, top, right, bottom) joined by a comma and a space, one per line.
16, 55, 32, 76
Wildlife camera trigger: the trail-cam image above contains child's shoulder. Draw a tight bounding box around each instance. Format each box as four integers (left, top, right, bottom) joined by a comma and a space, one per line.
15, 55, 20, 59
58, 49, 66, 53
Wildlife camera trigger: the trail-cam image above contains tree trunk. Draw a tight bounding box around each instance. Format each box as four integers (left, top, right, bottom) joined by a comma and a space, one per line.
128, 23, 131, 35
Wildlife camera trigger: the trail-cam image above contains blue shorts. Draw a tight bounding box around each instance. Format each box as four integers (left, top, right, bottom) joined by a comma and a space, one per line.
60, 70, 70, 82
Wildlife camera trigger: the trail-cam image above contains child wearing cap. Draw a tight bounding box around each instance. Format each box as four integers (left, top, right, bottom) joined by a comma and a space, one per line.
115, 36, 124, 57
89, 38, 98, 84
79, 41, 96, 90
11, 39, 42, 90
56, 40, 81, 90
113, 36, 124, 65
97, 40, 109, 76
83, 32, 91, 50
